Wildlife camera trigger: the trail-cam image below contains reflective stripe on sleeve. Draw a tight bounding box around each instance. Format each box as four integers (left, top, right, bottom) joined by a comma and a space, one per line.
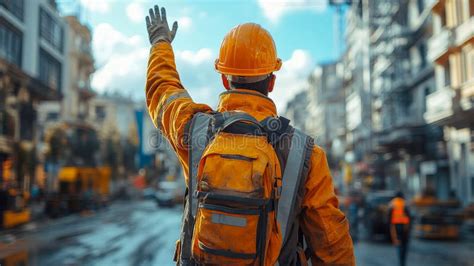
154, 90, 191, 129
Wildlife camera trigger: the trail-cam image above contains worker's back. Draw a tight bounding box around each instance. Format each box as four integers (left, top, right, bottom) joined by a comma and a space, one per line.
144, 6, 355, 265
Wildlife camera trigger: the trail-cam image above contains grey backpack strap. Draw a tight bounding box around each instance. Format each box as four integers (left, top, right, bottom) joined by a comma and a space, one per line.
179, 112, 213, 265
214, 111, 262, 132
277, 129, 310, 244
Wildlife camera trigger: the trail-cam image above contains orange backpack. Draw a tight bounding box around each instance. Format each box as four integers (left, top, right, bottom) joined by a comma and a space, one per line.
176, 111, 312, 266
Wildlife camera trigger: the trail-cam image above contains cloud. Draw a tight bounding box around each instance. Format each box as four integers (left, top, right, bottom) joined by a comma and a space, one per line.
271, 49, 314, 111
126, 2, 146, 23
91, 23, 148, 98
258, 0, 328, 23
174, 49, 221, 106
80, 0, 109, 13
176, 48, 213, 65
177, 16, 192, 31
91, 22, 219, 104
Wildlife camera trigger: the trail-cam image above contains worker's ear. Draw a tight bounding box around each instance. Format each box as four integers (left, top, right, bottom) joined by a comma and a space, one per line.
267, 74, 276, 93
221, 74, 230, 90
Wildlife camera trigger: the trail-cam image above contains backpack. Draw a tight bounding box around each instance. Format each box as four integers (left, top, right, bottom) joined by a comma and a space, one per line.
176, 111, 312, 266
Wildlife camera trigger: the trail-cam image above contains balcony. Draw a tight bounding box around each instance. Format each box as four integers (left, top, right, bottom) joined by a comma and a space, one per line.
427, 28, 453, 62
424, 87, 454, 124
0, 135, 14, 154
455, 17, 474, 46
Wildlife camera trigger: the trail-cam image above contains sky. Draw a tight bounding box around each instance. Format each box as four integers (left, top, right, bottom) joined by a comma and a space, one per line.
59, 0, 345, 111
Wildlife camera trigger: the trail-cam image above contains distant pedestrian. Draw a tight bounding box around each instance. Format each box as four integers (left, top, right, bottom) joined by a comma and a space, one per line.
388, 191, 411, 266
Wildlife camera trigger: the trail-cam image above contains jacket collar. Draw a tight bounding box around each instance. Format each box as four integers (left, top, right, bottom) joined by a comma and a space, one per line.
217, 89, 277, 120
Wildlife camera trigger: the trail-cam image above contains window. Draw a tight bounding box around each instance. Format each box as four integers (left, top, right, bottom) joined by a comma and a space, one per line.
0, 0, 24, 20
417, 0, 424, 14
95, 106, 106, 121
419, 43, 427, 69
39, 8, 63, 52
39, 49, 62, 91
46, 112, 59, 121
0, 21, 22, 67
443, 60, 451, 87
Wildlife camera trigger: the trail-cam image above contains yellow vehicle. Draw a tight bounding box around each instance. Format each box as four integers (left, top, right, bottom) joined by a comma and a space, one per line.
45, 166, 111, 217
0, 188, 30, 229
413, 192, 463, 240
44, 122, 111, 217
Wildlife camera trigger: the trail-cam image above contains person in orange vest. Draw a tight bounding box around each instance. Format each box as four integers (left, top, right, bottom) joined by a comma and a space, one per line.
388, 191, 411, 266
144, 5, 355, 265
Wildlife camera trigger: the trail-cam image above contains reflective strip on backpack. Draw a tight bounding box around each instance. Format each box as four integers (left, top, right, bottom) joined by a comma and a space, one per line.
211, 213, 247, 227
189, 113, 213, 217
155, 91, 191, 129
277, 129, 309, 244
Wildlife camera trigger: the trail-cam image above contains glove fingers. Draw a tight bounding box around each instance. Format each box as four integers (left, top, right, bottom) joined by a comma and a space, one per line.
145, 16, 151, 27
161, 7, 167, 24
154, 5, 161, 22
171, 21, 178, 40
148, 8, 156, 23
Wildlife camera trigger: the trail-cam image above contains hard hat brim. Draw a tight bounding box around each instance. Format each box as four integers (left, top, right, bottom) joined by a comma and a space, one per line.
215, 58, 282, 76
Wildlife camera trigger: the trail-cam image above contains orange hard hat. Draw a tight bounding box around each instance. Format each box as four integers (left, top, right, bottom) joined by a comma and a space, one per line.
215, 23, 282, 76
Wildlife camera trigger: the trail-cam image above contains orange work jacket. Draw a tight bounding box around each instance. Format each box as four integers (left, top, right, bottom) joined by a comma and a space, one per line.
146, 41, 355, 266
390, 197, 410, 225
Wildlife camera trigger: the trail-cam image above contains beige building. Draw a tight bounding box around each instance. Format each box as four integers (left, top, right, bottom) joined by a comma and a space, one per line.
38, 15, 95, 125
425, 0, 473, 204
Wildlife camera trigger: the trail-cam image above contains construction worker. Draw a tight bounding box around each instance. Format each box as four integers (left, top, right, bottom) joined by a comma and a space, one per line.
145, 5, 355, 266
388, 191, 411, 266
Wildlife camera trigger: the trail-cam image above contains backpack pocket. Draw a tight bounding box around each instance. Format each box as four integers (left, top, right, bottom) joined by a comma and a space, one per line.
192, 199, 265, 264
191, 133, 275, 265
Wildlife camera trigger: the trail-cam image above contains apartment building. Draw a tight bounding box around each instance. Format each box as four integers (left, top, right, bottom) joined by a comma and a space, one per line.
425, 0, 474, 204
38, 14, 95, 126
285, 90, 309, 133
342, 0, 375, 188
307, 63, 346, 168
0, 0, 65, 189
367, 0, 450, 197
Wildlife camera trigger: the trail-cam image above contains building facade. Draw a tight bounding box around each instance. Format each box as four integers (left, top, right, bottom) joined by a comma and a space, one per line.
0, 0, 64, 193
425, 0, 474, 204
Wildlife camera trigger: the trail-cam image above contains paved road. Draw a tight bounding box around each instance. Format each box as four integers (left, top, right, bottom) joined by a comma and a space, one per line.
355, 237, 474, 266
1, 200, 474, 265
1, 201, 181, 266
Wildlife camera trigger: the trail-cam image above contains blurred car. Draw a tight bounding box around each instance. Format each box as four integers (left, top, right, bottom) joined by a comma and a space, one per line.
363, 190, 396, 240
142, 187, 156, 200
155, 181, 181, 207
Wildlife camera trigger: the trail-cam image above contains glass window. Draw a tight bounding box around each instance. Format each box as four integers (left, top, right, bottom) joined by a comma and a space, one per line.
419, 43, 427, 69
443, 60, 451, 87
0, 0, 24, 20
39, 49, 62, 91
95, 106, 106, 121
39, 8, 63, 52
0, 21, 22, 67
417, 0, 424, 14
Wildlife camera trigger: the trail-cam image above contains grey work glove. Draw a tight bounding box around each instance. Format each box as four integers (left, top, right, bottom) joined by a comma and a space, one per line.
146, 5, 178, 45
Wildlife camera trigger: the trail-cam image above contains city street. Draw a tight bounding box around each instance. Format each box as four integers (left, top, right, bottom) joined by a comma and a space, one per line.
1, 200, 473, 266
